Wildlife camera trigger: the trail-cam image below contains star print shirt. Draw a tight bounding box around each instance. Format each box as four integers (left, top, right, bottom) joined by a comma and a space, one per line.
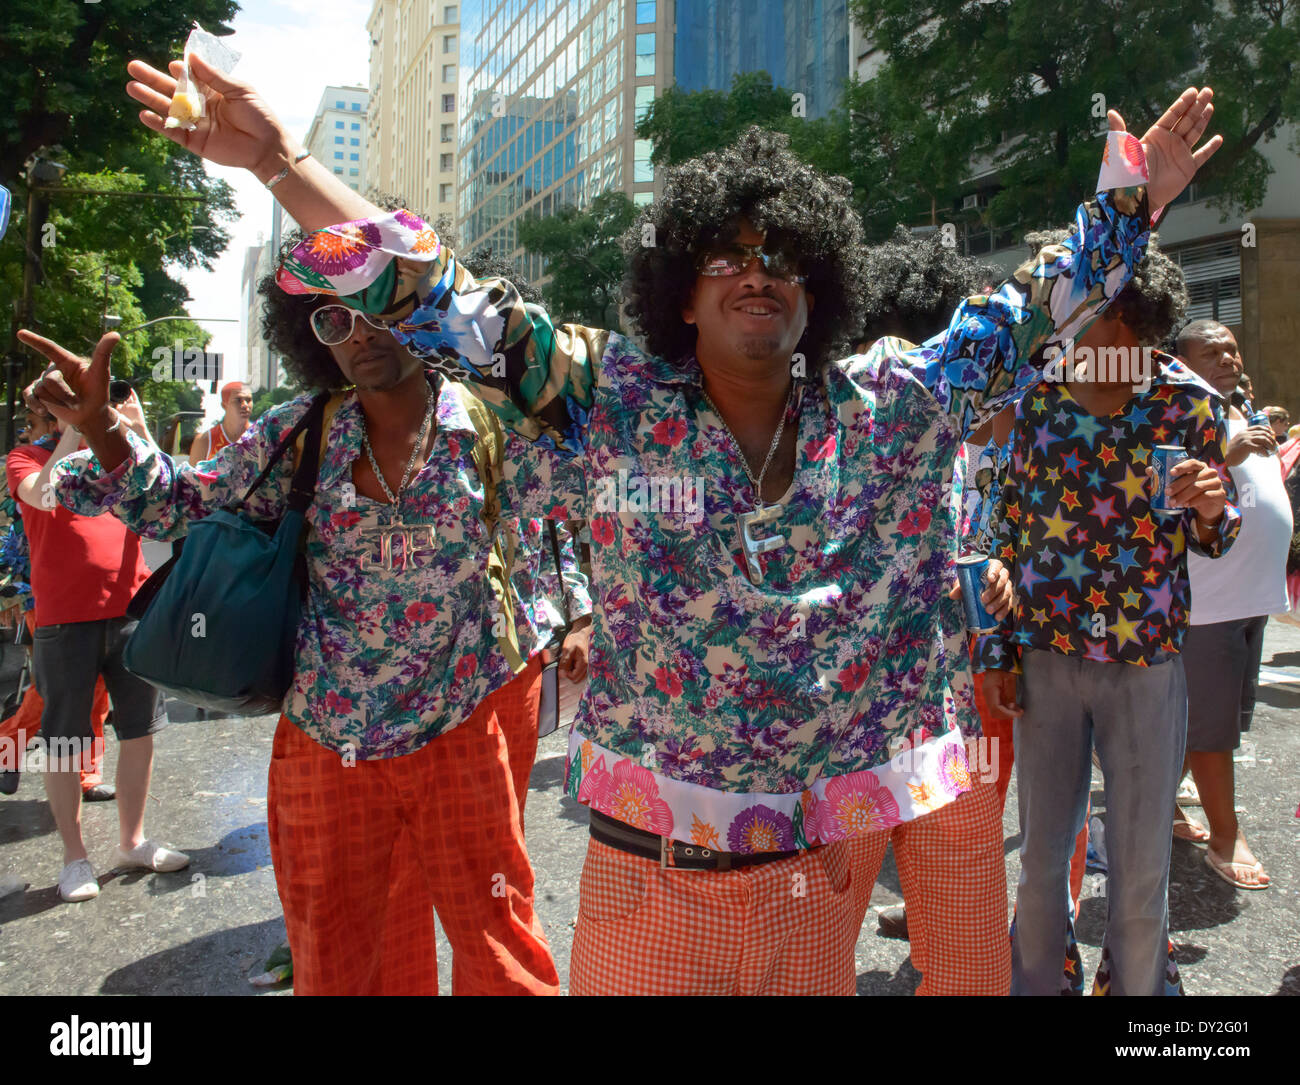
977, 355, 1240, 672
271, 147, 1152, 850
51, 377, 544, 760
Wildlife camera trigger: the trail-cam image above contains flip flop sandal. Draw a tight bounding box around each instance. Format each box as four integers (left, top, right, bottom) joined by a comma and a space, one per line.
1172, 808, 1210, 843
1204, 850, 1270, 890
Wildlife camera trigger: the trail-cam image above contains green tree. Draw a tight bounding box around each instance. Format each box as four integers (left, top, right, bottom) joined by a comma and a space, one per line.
846, 0, 1300, 236
0, 3, 239, 417
250, 383, 298, 422
0, 0, 238, 186
516, 191, 638, 328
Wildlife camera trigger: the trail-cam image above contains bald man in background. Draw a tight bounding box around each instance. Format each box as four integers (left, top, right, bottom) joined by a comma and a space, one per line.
188, 382, 252, 465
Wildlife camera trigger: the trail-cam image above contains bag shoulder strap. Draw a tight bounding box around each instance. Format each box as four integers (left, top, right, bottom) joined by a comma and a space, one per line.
453, 384, 505, 536
292, 391, 348, 476
234, 392, 332, 512
453, 384, 526, 672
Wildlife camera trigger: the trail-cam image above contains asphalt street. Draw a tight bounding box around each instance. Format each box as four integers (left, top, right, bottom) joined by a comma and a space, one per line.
1, 609, 1297, 996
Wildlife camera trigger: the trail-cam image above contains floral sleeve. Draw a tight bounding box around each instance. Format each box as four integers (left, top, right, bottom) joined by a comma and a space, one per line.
50, 398, 313, 542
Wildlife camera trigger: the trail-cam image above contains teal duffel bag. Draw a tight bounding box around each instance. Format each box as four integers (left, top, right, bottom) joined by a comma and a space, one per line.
123, 393, 332, 716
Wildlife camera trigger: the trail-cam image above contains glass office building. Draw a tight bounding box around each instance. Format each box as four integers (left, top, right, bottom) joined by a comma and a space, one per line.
674, 0, 849, 119
458, 0, 671, 275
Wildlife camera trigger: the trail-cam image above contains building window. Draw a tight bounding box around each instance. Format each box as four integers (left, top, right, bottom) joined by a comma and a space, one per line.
334, 151, 344, 160
442, 63, 455, 82
443, 34, 457, 54
351, 122, 360, 130
444, 4, 457, 19
334, 136, 344, 144
636, 0, 655, 23
350, 138, 360, 146
334, 167, 343, 175
441, 123, 454, 143
635, 84, 655, 123
350, 153, 359, 161
440, 153, 453, 171
351, 102, 361, 111
442, 93, 455, 112
349, 168, 359, 176
634, 190, 653, 206
634, 139, 654, 183
635, 33, 655, 77
335, 120, 344, 129
1167, 238, 1243, 325
336, 100, 345, 108
440, 183, 452, 202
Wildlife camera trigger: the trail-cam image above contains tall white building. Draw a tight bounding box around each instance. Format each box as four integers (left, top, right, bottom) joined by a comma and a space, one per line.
306, 85, 371, 192
367, 1, 462, 221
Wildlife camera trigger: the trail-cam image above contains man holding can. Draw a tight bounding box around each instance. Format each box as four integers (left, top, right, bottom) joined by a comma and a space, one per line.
980, 243, 1240, 995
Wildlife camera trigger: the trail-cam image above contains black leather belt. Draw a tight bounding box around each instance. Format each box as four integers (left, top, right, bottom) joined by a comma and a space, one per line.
589, 810, 802, 871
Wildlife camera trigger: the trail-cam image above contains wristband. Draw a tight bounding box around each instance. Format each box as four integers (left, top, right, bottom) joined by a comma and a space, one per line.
265, 150, 311, 190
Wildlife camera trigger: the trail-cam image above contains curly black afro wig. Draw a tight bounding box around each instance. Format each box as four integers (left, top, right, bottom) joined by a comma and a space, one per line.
256, 208, 539, 391
857, 226, 1002, 347
1023, 228, 1188, 349
621, 126, 869, 371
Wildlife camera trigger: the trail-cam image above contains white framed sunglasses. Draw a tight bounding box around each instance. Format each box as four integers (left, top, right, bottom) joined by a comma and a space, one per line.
309, 304, 397, 346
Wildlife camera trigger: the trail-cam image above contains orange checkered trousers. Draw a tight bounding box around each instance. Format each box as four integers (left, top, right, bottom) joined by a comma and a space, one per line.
267, 656, 558, 995
570, 838, 861, 995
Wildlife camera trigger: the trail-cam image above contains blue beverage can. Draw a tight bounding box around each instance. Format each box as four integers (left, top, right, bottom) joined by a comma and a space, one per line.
956, 553, 999, 633
1152, 444, 1189, 513
1248, 409, 1270, 428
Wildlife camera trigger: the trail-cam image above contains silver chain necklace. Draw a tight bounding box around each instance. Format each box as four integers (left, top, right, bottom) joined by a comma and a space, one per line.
701, 383, 797, 584
359, 378, 436, 506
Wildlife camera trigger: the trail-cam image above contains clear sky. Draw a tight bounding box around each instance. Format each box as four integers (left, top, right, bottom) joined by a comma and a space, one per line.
174, 0, 372, 418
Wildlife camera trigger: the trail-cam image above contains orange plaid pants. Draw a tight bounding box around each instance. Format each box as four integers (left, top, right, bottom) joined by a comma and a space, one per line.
267, 657, 558, 996
496, 651, 546, 829
847, 771, 1012, 995
570, 837, 860, 995
0, 612, 109, 789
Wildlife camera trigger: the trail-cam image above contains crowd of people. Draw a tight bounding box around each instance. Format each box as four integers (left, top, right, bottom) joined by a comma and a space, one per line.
2, 50, 1293, 998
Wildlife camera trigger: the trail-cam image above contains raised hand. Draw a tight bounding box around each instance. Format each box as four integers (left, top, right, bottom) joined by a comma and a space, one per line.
18, 330, 116, 432
126, 54, 293, 181
1107, 88, 1223, 209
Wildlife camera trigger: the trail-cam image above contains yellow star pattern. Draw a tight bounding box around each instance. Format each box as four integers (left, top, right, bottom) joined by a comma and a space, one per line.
1115, 465, 1149, 507
1038, 506, 1078, 543
1110, 612, 1142, 649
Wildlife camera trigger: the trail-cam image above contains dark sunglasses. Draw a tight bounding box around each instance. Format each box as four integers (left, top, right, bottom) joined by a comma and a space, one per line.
309, 304, 397, 346
696, 242, 807, 285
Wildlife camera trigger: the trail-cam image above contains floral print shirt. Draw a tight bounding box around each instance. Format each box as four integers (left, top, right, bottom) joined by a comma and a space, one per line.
508, 515, 592, 653
273, 140, 1153, 851
53, 377, 559, 759
976, 354, 1239, 672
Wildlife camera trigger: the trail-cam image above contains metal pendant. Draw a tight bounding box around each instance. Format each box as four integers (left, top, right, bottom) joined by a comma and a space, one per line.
359, 520, 437, 572
737, 503, 787, 584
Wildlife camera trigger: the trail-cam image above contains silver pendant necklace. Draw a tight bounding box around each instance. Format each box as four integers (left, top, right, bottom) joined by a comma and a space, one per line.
701, 383, 797, 584
357, 377, 438, 572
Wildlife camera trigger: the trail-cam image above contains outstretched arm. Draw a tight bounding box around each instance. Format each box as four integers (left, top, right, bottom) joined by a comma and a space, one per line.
895, 89, 1222, 438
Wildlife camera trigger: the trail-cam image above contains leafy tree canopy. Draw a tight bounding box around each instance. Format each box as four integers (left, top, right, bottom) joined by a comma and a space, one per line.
516, 191, 639, 329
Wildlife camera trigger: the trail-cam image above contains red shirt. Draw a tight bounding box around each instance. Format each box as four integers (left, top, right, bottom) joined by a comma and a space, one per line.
5, 442, 151, 627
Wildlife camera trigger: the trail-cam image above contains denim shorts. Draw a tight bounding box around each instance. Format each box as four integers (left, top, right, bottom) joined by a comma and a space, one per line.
32, 617, 167, 742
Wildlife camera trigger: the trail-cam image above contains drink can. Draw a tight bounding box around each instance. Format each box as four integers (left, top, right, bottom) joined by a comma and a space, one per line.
956, 553, 999, 633
1248, 409, 1270, 428
1152, 444, 1188, 513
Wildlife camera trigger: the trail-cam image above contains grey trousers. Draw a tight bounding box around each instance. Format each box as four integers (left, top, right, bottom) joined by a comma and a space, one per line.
1011, 648, 1186, 996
